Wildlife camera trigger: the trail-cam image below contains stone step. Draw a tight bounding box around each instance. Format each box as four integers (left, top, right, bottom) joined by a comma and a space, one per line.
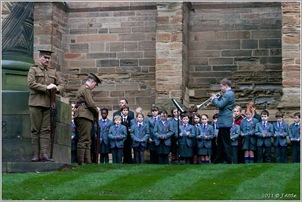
2, 162, 76, 173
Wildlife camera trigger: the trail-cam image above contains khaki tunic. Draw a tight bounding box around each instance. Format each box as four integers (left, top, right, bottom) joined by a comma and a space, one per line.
74, 84, 98, 121
74, 84, 99, 156
27, 64, 65, 107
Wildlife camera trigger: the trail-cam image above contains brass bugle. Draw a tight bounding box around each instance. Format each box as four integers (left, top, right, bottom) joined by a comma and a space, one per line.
196, 92, 221, 109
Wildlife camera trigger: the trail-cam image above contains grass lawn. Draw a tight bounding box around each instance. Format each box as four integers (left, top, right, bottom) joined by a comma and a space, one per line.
2, 163, 300, 200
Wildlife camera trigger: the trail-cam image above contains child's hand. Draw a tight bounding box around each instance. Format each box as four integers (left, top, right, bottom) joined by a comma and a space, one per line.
179, 133, 183, 137
262, 134, 266, 137
186, 132, 190, 136
149, 138, 152, 143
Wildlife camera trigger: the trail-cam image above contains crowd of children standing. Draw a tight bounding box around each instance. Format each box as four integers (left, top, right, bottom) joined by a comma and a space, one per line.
72, 101, 300, 165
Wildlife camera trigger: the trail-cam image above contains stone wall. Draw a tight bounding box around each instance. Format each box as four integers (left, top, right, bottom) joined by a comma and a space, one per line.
278, 2, 300, 123
64, 2, 157, 111
188, 2, 283, 109
34, 3, 68, 73
30, 2, 300, 117
155, 2, 185, 108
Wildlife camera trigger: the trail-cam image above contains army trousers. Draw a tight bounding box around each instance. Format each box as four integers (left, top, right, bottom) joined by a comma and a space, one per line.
29, 106, 51, 155
75, 117, 93, 164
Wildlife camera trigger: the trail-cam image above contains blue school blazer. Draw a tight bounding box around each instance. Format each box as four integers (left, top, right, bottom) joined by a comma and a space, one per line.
273, 121, 289, 147
212, 89, 235, 128
108, 124, 127, 148
130, 123, 150, 148
196, 124, 214, 149
175, 123, 196, 147
255, 122, 274, 147
98, 119, 113, 145
154, 120, 174, 146
289, 123, 300, 141
230, 123, 240, 146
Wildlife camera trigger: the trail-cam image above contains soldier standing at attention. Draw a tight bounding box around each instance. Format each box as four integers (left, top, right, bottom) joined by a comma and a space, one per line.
74, 73, 101, 166
27, 50, 65, 162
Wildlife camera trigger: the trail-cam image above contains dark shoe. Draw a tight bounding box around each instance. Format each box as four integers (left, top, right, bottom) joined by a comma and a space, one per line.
40, 154, 54, 162
78, 162, 86, 166
31, 155, 40, 162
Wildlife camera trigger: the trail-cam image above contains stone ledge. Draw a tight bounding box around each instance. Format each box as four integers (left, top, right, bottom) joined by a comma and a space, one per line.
2, 162, 75, 173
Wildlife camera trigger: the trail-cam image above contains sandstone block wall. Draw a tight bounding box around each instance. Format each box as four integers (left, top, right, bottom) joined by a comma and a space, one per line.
31, 2, 300, 118
63, 2, 157, 111
188, 3, 283, 109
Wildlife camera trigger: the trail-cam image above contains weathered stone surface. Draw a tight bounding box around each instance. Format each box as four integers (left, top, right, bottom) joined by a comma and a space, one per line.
30, 2, 299, 120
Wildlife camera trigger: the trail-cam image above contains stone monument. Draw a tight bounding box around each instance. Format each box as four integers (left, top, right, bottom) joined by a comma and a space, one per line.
2, 2, 72, 173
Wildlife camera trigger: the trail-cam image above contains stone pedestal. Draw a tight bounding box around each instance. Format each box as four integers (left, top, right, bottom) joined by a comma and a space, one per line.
2, 91, 72, 173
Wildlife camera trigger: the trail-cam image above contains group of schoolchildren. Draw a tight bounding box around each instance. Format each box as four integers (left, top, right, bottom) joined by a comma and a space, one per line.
71, 103, 300, 165
232, 104, 300, 164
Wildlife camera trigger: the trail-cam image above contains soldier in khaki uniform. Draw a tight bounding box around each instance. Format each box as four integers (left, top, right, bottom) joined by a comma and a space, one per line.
74, 73, 101, 166
27, 50, 65, 162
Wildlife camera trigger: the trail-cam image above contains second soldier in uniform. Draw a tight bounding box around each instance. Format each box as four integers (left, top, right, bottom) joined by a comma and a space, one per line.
74, 73, 101, 166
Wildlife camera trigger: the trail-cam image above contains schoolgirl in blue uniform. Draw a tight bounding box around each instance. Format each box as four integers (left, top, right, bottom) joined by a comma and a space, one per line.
196, 114, 213, 164
240, 106, 259, 163
176, 113, 195, 164
230, 116, 240, 164
169, 107, 182, 164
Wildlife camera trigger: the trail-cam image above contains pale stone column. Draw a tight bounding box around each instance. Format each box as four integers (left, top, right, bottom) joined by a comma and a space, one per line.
155, 2, 187, 107
278, 2, 300, 123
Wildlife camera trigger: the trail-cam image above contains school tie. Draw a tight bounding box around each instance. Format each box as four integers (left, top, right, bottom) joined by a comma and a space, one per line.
262, 122, 265, 127
154, 117, 157, 121
278, 122, 280, 128
123, 117, 126, 123
139, 123, 142, 128
203, 124, 206, 129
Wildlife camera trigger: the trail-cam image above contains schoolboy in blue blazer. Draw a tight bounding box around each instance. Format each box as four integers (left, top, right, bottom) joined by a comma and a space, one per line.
255, 110, 274, 163
146, 106, 160, 164
154, 110, 174, 164
289, 112, 300, 163
130, 113, 150, 164
273, 111, 289, 163
98, 108, 113, 163
109, 115, 127, 163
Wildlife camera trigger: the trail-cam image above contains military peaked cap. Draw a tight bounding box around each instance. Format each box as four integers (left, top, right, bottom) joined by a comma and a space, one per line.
39, 50, 54, 57
88, 73, 101, 85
